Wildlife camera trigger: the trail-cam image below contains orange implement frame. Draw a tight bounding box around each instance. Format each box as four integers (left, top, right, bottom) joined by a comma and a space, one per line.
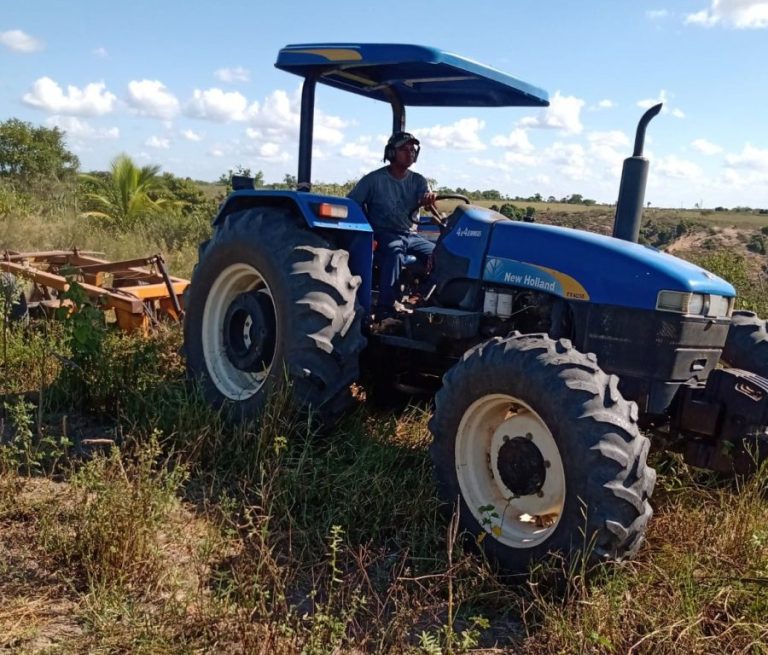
0, 249, 190, 333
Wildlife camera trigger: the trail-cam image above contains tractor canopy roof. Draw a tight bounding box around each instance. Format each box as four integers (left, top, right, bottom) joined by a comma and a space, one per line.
275, 43, 549, 108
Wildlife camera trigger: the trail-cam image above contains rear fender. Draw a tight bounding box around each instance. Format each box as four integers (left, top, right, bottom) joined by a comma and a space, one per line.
213, 190, 374, 312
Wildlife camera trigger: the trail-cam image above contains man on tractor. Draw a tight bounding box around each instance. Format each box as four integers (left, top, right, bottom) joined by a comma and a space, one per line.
347, 131, 437, 321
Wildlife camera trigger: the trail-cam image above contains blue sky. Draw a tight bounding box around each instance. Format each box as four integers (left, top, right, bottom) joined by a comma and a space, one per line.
2, 0, 768, 208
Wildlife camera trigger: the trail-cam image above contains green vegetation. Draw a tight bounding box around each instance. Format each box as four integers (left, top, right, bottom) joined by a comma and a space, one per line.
0, 117, 767, 653
693, 250, 768, 317
2, 303, 767, 653
0, 118, 79, 183
79, 154, 182, 230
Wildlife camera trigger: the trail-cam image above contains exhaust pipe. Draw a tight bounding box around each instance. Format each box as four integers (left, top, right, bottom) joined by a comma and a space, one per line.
612, 103, 663, 242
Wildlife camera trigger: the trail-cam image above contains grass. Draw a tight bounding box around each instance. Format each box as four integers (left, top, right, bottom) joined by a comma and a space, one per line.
0, 191, 767, 653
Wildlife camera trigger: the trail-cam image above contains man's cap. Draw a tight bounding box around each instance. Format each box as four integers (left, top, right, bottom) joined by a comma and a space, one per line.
389, 131, 420, 149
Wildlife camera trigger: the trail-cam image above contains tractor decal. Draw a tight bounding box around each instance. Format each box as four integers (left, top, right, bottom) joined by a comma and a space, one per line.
288, 48, 363, 61
483, 257, 590, 301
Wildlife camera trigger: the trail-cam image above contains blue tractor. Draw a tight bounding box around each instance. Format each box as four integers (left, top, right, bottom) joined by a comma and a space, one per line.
183, 44, 768, 574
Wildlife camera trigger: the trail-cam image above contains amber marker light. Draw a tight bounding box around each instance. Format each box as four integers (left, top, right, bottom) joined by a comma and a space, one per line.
315, 203, 349, 219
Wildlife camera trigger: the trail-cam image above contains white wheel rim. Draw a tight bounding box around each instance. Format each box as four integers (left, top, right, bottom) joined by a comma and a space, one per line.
455, 394, 566, 548
201, 263, 278, 401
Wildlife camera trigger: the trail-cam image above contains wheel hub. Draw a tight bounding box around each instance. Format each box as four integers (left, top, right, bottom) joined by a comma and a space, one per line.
223, 290, 276, 372
495, 435, 547, 497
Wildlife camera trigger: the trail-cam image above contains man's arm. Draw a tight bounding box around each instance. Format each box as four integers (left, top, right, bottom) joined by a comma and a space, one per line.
347, 175, 370, 210
415, 174, 436, 207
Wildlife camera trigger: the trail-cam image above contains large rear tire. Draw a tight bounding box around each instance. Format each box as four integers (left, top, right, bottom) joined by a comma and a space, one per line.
721, 310, 768, 378
429, 333, 656, 574
183, 207, 366, 424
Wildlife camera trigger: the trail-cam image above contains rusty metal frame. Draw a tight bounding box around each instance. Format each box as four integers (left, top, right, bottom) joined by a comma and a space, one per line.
0, 249, 189, 333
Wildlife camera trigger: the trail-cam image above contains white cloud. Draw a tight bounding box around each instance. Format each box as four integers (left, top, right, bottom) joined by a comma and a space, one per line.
127, 80, 180, 119
45, 115, 119, 140
596, 99, 615, 110
214, 66, 250, 83
519, 92, 585, 134
181, 129, 203, 142
208, 146, 226, 158
655, 155, 703, 179
185, 88, 250, 122
544, 142, 589, 180
587, 131, 631, 172
340, 141, 381, 163
315, 111, 347, 145
637, 89, 685, 119
247, 89, 299, 136
413, 117, 486, 151
502, 151, 538, 167
717, 167, 768, 193
588, 130, 630, 149
22, 77, 116, 116
93, 47, 108, 58
185, 86, 317, 141
647, 9, 670, 20
691, 138, 723, 155
259, 143, 280, 157
725, 143, 768, 170
467, 157, 508, 170
0, 29, 43, 52
491, 128, 534, 152
686, 0, 768, 28
145, 136, 170, 149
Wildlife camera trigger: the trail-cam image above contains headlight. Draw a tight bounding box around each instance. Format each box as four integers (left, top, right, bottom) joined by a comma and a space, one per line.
656, 291, 733, 317
688, 293, 705, 314
707, 295, 732, 317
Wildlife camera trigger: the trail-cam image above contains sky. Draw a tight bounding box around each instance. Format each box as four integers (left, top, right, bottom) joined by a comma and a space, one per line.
2, 0, 768, 209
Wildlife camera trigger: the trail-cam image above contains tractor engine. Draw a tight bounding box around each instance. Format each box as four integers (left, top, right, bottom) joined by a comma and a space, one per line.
479, 287, 563, 337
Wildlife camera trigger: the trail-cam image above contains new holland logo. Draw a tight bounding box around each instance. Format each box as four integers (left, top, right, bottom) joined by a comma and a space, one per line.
456, 226, 482, 237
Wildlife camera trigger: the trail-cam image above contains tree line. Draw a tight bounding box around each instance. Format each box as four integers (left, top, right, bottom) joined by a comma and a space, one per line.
3, 117, 764, 221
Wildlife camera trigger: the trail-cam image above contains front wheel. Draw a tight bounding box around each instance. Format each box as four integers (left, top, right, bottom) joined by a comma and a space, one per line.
183, 207, 366, 424
429, 333, 656, 574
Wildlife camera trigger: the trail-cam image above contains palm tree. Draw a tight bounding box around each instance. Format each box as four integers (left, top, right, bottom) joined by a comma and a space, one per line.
80, 154, 177, 229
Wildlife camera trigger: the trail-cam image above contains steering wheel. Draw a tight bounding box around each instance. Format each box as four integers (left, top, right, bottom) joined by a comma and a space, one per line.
412, 194, 471, 230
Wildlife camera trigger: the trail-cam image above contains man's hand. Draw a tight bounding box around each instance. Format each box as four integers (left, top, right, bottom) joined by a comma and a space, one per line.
420, 191, 437, 206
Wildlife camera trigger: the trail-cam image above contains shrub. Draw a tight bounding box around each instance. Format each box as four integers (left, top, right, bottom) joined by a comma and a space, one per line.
499, 203, 523, 220
694, 249, 768, 316
747, 234, 767, 255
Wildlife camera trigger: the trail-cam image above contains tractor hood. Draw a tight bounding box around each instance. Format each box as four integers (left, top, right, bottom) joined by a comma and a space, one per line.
443, 206, 735, 311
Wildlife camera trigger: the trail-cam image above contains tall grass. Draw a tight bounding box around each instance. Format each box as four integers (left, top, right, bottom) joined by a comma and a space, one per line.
0, 187, 766, 653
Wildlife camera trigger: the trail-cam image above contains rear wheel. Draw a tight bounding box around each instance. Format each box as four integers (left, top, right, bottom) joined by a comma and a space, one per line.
429, 333, 656, 574
183, 207, 366, 423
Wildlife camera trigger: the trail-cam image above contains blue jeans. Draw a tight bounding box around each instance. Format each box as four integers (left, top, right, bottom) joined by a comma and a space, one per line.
375, 229, 435, 314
